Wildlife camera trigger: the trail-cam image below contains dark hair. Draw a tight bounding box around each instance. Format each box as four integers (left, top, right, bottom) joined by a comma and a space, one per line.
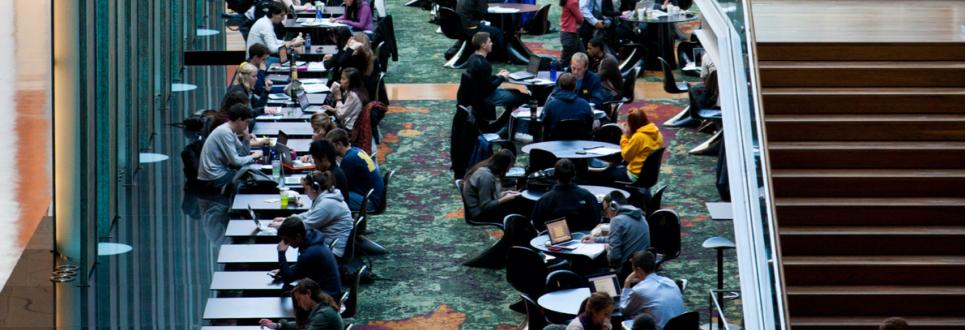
341, 67, 370, 105
227, 103, 253, 121
267, 1, 288, 16
326, 128, 351, 147
879, 317, 909, 330
278, 217, 307, 240
630, 313, 657, 330
630, 250, 657, 274
464, 149, 515, 180
588, 36, 606, 51
304, 170, 335, 193
583, 292, 614, 315
220, 90, 250, 113
471, 32, 490, 51
345, 0, 367, 22
334, 27, 353, 48
557, 73, 576, 91
554, 159, 576, 184
626, 107, 652, 136
309, 139, 339, 167
291, 278, 340, 329
248, 43, 270, 59
604, 191, 628, 210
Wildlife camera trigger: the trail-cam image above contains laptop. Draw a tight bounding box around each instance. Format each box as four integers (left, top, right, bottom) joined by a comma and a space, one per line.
508, 55, 542, 81
297, 91, 323, 113
588, 273, 622, 300
546, 217, 579, 248
248, 205, 277, 235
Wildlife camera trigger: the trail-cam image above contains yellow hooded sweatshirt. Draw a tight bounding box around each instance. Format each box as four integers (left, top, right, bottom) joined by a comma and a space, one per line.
619, 123, 664, 177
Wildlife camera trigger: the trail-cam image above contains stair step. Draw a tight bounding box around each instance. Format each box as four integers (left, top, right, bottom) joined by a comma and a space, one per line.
791, 316, 965, 330
761, 87, 965, 115
768, 141, 965, 169
759, 61, 965, 88
783, 256, 965, 286
774, 197, 965, 226
771, 169, 965, 197
764, 114, 965, 141
757, 42, 965, 61
786, 286, 965, 317
780, 226, 965, 255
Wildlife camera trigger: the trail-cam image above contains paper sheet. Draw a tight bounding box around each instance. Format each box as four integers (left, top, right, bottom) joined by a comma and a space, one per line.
302, 83, 330, 94
586, 147, 621, 156
572, 243, 605, 258
268, 93, 290, 100
488, 6, 520, 13
307, 62, 327, 72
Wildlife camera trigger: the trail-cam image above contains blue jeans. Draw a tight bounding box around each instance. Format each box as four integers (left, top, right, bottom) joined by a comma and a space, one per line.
348, 191, 378, 212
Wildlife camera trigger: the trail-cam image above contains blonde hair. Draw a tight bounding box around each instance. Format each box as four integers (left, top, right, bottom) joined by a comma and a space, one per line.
311, 112, 336, 135
571, 52, 589, 68
350, 33, 375, 76
234, 62, 259, 91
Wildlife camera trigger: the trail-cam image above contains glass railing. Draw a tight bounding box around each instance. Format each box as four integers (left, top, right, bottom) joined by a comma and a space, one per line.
693, 0, 788, 329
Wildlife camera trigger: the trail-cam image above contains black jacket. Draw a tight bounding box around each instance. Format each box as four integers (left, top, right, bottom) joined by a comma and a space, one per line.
456, 0, 488, 28
531, 183, 601, 232
278, 228, 343, 298
465, 53, 504, 122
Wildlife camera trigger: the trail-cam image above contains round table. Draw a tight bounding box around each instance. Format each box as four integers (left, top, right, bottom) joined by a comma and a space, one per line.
486, 3, 541, 64
506, 71, 557, 87
521, 185, 630, 201
522, 140, 621, 159
537, 287, 591, 316
620, 11, 699, 24
511, 106, 608, 121
619, 11, 699, 70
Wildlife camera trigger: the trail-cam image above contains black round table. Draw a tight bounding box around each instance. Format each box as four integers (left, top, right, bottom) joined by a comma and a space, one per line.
521, 185, 629, 201
522, 140, 621, 159
537, 287, 591, 316
620, 10, 698, 70
485, 3, 541, 64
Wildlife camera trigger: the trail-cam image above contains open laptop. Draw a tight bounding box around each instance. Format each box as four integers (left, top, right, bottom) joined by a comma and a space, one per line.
297, 91, 323, 113
546, 217, 579, 248
588, 273, 622, 300
508, 55, 542, 81
248, 205, 277, 235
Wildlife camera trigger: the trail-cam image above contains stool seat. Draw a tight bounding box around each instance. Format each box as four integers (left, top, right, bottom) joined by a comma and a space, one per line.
702, 236, 735, 250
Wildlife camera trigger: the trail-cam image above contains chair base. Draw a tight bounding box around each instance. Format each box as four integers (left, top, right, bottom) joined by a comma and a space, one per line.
663, 107, 699, 127
462, 235, 509, 269
689, 130, 722, 155
444, 41, 472, 69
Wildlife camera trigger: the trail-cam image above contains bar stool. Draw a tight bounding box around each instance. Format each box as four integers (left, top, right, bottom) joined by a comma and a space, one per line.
702, 236, 735, 329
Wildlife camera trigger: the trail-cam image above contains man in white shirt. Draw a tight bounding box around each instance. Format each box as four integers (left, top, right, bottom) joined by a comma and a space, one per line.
620, 251, 686, 330
246, 1, 304, 63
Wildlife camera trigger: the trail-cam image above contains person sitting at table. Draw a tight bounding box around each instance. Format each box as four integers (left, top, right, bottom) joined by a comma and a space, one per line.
327, 128, 384, 212
272, 217, 342, 298
308, 139, 351, 202
322, 67, 368, 132
466, 32, 528, 137
559, 0, 585, 67
197, 104, 264, 192
455, 0, 508, 62
620, 251, 686, 329
530, 159, 601, 231
582, 191, 650, 273
270, 171, 353, 258
331, 0, 373, 32
630, 313, 658, 330
541, 73, 595, 141
604, 107, 664, 183
247, 2, 304, 63
311, 112, 337, 141
246, 43, 274, 99
462, 149, 524, 223
566, 292, 615, 330
577, 0, 617, 47
258, 279, 345, 330
587, 37, 623, 102
326, 32, 380, 102
564, 53, 607, 109
212, 90, 251, 130
227, 62, 271, 112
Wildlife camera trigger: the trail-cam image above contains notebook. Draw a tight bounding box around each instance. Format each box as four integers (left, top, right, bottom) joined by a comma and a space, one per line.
509, 56, 541, 81
546, 218, 579, 247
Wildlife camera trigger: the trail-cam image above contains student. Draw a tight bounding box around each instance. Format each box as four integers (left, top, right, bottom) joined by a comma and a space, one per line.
322, 67, 368, 131
226, 62, 270, 112
530, 159, 601, 232
587, 37, 622, 101
559, 0, 585, 67
270, 171, 353, 258
465, 32, 528, 135
246, 43, 274, 99
197, 104, 263, 191
583, 191, 650, 272
310, 112, 337, 141
566, 53, 607, 108
578, 0, 612, 47
879, 317, 909, 330
212, 90, 251, 129
620, 251, 686, 329
272, 217, 342, 298
308, 139, 351, 202
331, 0, 373, 32
326, 32, 379, 101
605, 107, 664, 183
566, 292, 615, 330
258, 279, 345, 330
246, 2, 304, 63
462, 149, 522, 223
326, 128, 384, 212
541, 73, 595, 140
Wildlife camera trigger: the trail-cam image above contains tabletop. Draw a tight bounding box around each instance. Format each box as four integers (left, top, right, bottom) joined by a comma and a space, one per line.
620, 10, 698, 24
210, 271, 286, 291
521, 185, 629, 201
510, 106, 607, 121
507, 71, 557, 86
706, 202, 733, 221
266, 92, 328, 106
522, 140, 622, 159
537, 287, 591, 316
294, 5, 345, 16
203, 297, 295, 319
529, 232, 606, 260
217, 244, 299, 264
252, 121, 315, 137
231, 193, 311, 212
256, 109, 313, 122
284, 17, 349, 29
225, 220, 278, 238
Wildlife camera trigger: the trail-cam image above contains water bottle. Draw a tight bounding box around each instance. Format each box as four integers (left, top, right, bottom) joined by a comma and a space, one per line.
315, 6, 323, 22
549, 60, 558, 81
271, 150, 281, 181
304, 34, 312, 55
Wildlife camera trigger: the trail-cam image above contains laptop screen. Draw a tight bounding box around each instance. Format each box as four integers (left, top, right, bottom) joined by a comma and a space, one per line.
277, 130, 289, 147
527, 56, 541, 73
248, 205, 259, 225
546, 218, 572, 244
297, 92, 310, 110
588, 273, 621, 299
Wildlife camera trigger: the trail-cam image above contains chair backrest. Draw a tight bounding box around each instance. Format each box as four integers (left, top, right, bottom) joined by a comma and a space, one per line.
520, 293, 550, 330
663, 311, 699, 330
648, 209, 681, 261
645, 185, 667, 216
457, 73, 473, 107
506, 246, 548, 297
354, 188, 374, 225
437, 7, 468, 40
341, 216, 366, 262
622, 66, 640, 101
340, 265, 367, 318
634, 148, 666, 189
375, 169, 394, 214
375, 72, 388, 104
594, 123, 623, 145
373, 0, 387, 17
489, 139, 517, 157
504, 214, 538, 248
550, 119, 592, 141
527, 149, 558, 174
659, 57, 686, 94
524, 4, 551, 35
545, 270, 588, 292
376, 41, 390, 73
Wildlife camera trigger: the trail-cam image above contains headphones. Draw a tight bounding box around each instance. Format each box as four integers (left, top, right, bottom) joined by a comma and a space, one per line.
304, 172, 322, 192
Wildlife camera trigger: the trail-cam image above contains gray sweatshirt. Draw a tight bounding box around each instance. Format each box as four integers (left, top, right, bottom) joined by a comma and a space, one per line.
600, 205, 650, 268
198, 123, 254, 181
292, 189, 354, 258
464, 167, 501, 221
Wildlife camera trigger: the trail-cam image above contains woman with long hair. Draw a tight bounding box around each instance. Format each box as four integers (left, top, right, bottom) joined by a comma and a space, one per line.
462, 149, 523, 223
332, 0, 373, 32
322, 67, 368, 132
258, 278, 344, 330
310, 112, 337, 141
566, 292, 615, 330
226, 62, 270, 110
604, 107, 664, 183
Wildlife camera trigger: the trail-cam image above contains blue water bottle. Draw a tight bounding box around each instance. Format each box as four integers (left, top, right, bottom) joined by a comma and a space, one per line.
549, 60, 558, 81
304, 34, 312, 54
315, 6, 323, 22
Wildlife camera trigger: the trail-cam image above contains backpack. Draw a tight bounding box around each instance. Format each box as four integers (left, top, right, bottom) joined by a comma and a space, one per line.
181, 138, 205, 190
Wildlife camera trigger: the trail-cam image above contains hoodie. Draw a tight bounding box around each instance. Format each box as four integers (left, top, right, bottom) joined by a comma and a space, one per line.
292, 189, 354, 257
541, 90, 595, 140
278, 228, 343, 298
620, 123, 664, 177
597, 205, 650, 268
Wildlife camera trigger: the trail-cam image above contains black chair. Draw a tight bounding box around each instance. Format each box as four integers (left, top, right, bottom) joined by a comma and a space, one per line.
371, 169, 394, 215
645, 185, 667, 216
376, 41, 390, 72
504, 213, 538, 248
352, 189, 374, 232
437, 7, 473, 69
545, 270, 587, 292
340, 265, 367, 318
548, 119, 592, 141
593, 123, 623, 145
507, 246, 549, 298
663, 311, 699, 330
522, 4, 551, 35
340, 216, 366, 264
520, 293, 551, 330
373, 72, 389, 106
527, 149, 558, 174
647, 209, 681, 270
686, 87, 722, 155
455, 180, 512, 269
659, 57, 697, 127
617, 147, 666, 206
603, 66, 640, 122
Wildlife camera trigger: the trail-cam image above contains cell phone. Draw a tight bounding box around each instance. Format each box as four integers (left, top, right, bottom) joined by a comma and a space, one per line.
547, 246, 562, 252
575, 150, 587, 155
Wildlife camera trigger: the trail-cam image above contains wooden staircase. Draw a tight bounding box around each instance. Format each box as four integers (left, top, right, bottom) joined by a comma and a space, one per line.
757, 42, 965, 329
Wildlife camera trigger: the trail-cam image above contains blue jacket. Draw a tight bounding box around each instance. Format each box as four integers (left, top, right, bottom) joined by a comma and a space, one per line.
278, 228, 342, 298
555, 71, 607, 109
541, 90, 595, 140
340, 147, 385, 210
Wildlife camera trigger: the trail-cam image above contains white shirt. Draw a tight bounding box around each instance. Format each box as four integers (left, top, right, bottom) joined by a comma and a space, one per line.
247, 16, 286, 57
619, 273, 686, 329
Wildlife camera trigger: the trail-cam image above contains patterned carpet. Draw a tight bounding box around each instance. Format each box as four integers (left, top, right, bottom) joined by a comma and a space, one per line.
345, 1, 738, 328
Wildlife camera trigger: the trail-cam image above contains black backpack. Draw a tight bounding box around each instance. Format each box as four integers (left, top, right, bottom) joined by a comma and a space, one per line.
226, 0, 255, 14
181, 138, 205, 190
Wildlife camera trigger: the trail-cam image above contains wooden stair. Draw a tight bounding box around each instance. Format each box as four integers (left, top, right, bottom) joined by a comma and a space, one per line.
757, 39, 965, 329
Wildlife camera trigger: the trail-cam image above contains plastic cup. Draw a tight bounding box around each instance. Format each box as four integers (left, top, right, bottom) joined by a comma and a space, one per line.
280, 187, 290, 208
